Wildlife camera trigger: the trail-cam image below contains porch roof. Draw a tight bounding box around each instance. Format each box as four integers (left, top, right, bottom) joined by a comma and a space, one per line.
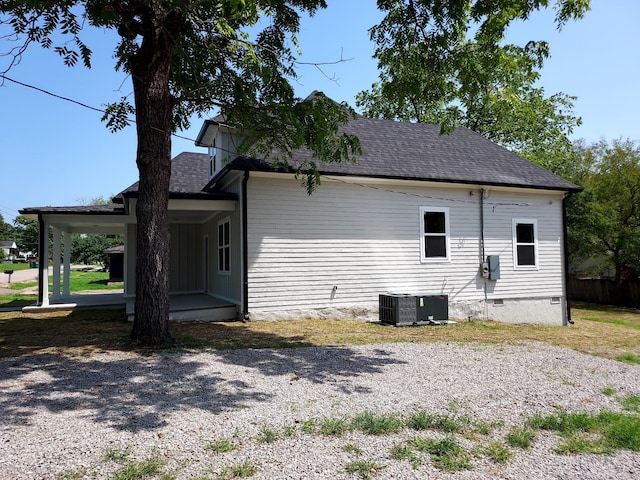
19, 151, 238, 233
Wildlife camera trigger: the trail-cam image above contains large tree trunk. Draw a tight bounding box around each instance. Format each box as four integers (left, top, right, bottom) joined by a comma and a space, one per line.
128, 9, 180, 345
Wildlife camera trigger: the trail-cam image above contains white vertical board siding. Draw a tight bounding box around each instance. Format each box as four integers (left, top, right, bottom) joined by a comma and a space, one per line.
247, 177, 484, 313
203, 206, 242, 303
205, 171, 242, 303
169, 223, 203, 293
125, 223, 204, 295
246, 176, 568, 322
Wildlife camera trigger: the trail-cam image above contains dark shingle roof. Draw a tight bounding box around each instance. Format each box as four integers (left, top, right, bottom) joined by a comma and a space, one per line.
21, 153, 236, 215
20, 204, 126, 215
218, 115, 581, 192
120, 152, 212, 197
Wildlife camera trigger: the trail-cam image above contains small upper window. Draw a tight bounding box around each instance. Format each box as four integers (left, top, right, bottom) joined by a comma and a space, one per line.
420, 207, 450, 261
208, 145, 217, 178
218, 218, 230, 274
513, 219, 537, 268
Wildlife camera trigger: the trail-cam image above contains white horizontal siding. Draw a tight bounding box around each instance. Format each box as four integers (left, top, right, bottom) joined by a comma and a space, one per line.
482, 190, 565, 298
246, 177, 567, 318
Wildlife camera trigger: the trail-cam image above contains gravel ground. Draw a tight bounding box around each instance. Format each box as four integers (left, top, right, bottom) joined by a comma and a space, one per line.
0, 342, 639, 479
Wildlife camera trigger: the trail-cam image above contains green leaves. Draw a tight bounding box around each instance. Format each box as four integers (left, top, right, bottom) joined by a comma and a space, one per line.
359, 2, 587, 178
102, 99, 135, 133
1, 0, 93, 70
567, 139, 640, 282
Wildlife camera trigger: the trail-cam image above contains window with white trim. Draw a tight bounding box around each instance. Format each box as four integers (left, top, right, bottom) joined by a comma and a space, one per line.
218, 218, 230, 274
208, 145, 217, 178
420, 206, 450, 261
512, 219, 538, 268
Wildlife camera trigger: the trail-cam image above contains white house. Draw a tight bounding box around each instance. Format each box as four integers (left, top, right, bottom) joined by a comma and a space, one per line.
1, 240, 18, 261
21, 112, 581, 325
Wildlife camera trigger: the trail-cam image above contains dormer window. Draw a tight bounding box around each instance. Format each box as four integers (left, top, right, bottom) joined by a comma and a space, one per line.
195, 118, 242, 179
208, 144, 217, 178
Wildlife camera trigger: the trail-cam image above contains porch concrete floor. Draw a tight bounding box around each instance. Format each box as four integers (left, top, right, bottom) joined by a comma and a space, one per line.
127, 294, 238, 322
20, 292, 237, 322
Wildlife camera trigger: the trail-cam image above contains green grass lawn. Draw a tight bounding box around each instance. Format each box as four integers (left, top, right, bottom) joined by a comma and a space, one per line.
9, 270, 123, 292
0, 262, 31, 271
0, 303, 638, 361
0, 270, 123, 308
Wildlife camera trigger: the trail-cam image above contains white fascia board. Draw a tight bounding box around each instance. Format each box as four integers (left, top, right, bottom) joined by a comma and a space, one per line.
319, 175, 568, 197
195, 120, 219, 147
41, 213, 134, 225
168, 198, 236, 212
245, 171, 567, 199
63, 225, 126, 234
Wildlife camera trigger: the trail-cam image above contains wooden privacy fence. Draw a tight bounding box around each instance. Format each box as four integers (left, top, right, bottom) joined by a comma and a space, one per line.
569, 278, 640, 308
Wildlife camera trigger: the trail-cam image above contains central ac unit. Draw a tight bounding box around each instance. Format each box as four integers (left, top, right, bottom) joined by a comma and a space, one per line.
379, 294, 449, 326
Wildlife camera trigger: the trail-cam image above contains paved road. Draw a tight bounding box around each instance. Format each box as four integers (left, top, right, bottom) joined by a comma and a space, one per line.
0, 266, 47, 295
1, 265, 101, 291
1, 266, 41, 285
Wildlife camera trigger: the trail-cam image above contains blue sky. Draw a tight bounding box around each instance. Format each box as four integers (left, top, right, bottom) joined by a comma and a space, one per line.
1, 0, 638, 224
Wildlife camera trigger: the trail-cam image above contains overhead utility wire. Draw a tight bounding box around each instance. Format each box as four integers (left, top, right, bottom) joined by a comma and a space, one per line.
2, 74, 104, 113
322, 175, 541, 208
0, 206, 19, 219
0, 77, 560, 210
0, 74, 195, 143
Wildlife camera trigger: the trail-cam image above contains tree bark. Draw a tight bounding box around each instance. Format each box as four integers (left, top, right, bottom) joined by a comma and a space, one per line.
128, 8, 180, 345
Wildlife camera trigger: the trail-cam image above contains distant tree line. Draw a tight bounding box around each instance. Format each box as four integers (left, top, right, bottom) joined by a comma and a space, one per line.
0, 197, 123, 268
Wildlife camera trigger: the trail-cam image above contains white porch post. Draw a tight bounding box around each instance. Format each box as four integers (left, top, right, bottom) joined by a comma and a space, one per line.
63, 231, 71, 296
51, 227, 61, 301
123, 227, 129, 296
39, 219, 50, 307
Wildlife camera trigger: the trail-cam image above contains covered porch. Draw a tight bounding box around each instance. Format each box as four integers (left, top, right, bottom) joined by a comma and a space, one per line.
22, 291, 237, 321
19, 193, 239, 321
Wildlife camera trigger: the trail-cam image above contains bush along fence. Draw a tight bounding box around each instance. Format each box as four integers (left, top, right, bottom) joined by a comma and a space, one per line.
569, 278, 640, 308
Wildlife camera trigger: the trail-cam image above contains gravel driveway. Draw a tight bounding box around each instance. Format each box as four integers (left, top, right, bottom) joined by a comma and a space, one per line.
1, 342, 638, 479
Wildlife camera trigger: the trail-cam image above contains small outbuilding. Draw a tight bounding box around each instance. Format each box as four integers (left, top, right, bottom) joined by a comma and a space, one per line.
104, 245, 124, 282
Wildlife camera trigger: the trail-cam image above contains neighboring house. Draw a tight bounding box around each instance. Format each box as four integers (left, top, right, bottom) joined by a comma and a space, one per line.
1, 241, 18, 261
20, 111, 581, 325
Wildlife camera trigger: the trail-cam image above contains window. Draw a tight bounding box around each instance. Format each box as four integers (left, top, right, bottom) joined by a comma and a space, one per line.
208, 145, 217, 178
218, 218, 230, 274
512, 219, 537, 268
420, 206, 450, 261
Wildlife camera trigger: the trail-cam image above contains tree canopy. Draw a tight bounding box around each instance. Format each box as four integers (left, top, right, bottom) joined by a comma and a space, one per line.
0, 214, 14, 241
566, 139, 640, 283
12, 214, 39, 255
358, 1, 588, 169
